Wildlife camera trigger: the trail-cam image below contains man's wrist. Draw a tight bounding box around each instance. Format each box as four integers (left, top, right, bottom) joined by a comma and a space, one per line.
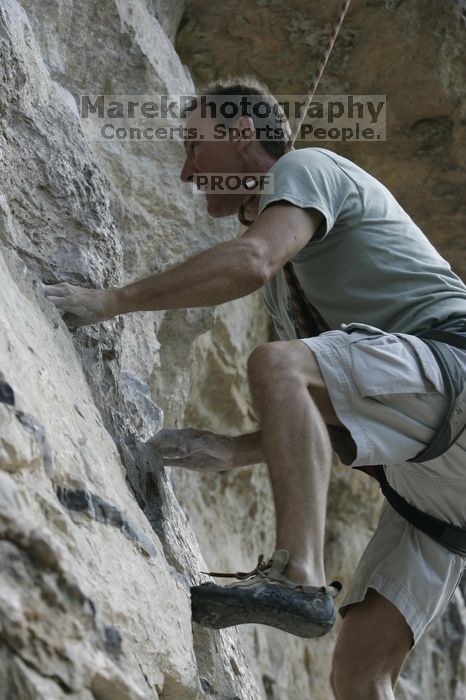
232, 431, 264, 467
105, 287, 125, 317
107, 286, 133, 316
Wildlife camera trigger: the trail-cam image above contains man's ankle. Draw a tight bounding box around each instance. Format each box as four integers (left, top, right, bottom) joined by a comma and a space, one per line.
282, 560, 326, 588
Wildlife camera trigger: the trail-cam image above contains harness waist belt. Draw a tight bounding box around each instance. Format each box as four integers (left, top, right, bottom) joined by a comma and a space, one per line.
373, 465, 466, 557
408, 329, 466, 463
356, 326, 466, 557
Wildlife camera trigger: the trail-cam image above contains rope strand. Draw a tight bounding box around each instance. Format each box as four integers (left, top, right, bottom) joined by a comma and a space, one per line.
237, 1, 352, 227
289, 0, 352, 148
284, 0, 352, 339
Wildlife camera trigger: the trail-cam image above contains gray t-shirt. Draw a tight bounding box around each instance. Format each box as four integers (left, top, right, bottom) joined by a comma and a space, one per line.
258, 147, 466, 340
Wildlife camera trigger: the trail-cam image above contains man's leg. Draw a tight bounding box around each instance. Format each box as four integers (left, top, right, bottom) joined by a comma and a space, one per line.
330, 588, 413, 699
247, 339, 351, 587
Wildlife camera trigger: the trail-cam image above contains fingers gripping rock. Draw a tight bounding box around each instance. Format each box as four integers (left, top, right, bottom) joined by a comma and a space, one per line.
147, 428, 235, 472
42, 282, 116, 326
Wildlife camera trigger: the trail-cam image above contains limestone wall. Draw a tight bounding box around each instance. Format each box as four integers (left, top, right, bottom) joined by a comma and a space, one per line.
0, 0, 262, 696
1, 1, 465, 699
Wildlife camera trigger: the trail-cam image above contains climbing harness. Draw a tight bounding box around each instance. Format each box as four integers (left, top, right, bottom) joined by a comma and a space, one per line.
287, 253, 466, 556
408, 329, 466, 463
290, 281, 466, 556
356, 328, 466, 558
286, 253, 466, 557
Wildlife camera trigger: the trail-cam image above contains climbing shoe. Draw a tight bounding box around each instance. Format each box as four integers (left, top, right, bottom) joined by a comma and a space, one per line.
191, 549, 342, 638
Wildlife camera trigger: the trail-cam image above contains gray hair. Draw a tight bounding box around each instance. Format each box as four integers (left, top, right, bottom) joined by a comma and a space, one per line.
182, 75, 291, 158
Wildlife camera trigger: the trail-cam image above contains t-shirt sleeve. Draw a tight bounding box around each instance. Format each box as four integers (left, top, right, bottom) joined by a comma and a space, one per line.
258, 148, 356, 242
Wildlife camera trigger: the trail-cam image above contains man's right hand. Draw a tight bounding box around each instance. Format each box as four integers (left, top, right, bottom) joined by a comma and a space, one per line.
148, 428, 236, 472
43, 282, 118, 327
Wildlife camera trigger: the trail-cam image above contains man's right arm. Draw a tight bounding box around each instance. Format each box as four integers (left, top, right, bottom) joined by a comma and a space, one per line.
44, 202, 323, 326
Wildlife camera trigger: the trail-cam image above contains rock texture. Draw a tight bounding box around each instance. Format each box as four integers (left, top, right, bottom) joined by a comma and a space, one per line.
1, 1, 465, 700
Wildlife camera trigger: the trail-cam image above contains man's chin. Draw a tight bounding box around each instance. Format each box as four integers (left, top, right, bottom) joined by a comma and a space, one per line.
205, 196, 238, 218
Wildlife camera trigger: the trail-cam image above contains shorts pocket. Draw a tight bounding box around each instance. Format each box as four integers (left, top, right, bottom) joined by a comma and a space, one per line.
347, 334, 443, 398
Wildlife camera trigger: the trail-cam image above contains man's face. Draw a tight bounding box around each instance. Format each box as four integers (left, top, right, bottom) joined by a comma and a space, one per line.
180, 106, 247, 218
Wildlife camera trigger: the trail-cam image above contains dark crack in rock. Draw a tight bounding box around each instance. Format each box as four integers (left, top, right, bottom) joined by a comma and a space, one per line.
104, 625, 123, 659
55, 485, 158, 558
15, 410, 53, 476
0, 380, 14, 406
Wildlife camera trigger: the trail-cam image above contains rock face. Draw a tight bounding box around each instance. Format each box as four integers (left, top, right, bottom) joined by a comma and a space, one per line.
0, 1, 465, 700
0, 0, 263, 697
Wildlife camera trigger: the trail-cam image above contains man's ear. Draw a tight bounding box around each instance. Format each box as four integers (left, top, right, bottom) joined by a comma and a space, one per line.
234, 115, 255, 152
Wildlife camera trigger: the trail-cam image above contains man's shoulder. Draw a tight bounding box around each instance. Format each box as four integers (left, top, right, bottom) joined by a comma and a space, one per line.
272, 147, 339, 168
270, 147, 366, 181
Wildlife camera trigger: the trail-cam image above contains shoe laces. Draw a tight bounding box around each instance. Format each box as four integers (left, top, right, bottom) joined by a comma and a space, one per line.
201, 553, 343, 597
201, 553, 272, 581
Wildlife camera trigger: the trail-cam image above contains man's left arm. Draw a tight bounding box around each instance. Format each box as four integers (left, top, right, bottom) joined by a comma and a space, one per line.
44, 203, 323, 326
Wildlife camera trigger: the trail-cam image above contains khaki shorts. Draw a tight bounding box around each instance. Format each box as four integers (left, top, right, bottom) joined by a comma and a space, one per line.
300, 322, 466, 648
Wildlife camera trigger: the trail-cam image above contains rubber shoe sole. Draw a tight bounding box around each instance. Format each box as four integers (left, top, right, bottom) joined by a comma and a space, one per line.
191, 581, 337, 638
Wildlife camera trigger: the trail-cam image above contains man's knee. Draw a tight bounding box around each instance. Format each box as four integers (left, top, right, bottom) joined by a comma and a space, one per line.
247, 341, 321, 388
247, 341, 343, 426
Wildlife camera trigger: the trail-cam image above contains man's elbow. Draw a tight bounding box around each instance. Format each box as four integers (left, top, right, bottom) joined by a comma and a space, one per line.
243, 243, 273, 290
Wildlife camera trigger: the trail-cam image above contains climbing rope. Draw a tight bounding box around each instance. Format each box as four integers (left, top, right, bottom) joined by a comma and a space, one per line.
289, 0, 352, 148
238, 0, 352, 226
283, 0, 352, 339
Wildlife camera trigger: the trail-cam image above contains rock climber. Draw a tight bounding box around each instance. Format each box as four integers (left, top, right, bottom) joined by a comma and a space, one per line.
45, 78, 466, 700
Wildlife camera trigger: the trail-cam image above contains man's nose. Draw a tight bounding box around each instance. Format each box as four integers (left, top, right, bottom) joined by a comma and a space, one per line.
180, 158, 195, 183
